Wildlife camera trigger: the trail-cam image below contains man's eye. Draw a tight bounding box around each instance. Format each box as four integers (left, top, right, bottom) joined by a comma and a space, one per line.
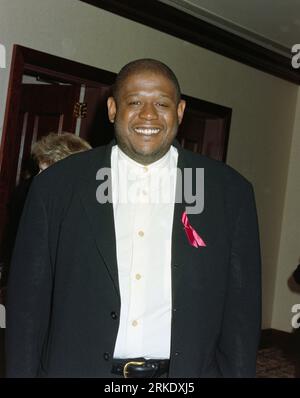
129, 101, 141, 106
156, 103, 168, 107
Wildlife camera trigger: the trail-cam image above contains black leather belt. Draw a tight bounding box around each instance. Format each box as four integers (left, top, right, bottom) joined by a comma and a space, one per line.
112, 358, 170, 378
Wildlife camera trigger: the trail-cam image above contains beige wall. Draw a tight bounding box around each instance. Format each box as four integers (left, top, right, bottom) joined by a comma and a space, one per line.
272, 87, 300, 331
0, 0, 299, 330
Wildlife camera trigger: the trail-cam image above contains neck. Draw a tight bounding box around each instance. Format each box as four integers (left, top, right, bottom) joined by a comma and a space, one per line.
117, 146, 170, 166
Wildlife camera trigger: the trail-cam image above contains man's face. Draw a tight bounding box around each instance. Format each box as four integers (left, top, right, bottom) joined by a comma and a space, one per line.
107, 71, 186, 165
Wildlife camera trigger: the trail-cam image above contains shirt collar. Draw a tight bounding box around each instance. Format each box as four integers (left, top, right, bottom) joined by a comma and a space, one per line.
117, 146, 172, 177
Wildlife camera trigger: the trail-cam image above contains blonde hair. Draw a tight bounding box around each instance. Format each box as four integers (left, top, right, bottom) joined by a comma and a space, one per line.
32, 132, 91, 168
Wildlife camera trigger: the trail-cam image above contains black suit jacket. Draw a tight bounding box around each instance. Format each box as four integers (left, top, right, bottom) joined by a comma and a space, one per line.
6, 140, 261, 377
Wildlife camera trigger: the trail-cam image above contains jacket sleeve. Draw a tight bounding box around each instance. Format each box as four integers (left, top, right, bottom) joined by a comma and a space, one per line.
5, 180, 53, 377
216, 183, 262, 377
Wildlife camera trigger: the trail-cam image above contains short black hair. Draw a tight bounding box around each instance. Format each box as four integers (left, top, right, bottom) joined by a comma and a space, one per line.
112, 58, 181, 103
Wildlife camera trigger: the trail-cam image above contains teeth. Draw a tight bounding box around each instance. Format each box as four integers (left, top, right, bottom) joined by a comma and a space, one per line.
134, 128, 160, 135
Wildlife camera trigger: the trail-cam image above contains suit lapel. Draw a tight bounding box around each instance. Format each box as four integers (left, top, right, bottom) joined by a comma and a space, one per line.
171, 146, 189, 308
79, 141, 120, 298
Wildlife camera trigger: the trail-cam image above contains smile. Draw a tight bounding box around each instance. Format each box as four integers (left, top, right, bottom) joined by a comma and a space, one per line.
134, 127, 160, 135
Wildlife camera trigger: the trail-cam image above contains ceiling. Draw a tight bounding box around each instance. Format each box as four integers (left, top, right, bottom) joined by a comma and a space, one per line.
160, 0, 300, 56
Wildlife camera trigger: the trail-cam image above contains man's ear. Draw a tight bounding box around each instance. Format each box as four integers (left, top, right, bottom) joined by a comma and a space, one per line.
107, 97, 117, 123
177, 99, 186, 125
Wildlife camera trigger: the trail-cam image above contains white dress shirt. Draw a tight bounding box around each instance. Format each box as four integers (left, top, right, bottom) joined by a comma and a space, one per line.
111, 145, 178, 359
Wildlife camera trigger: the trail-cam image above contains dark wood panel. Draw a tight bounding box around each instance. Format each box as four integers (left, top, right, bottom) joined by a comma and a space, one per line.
178, 93, 231, 162
79, 85, 114, 147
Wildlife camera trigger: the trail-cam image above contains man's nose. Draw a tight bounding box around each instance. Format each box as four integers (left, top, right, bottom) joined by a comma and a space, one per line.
139, 103, 158, 120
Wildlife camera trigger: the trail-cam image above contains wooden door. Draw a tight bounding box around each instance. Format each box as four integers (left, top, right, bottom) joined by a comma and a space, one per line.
15, 83, 80, 184
177, 95, 231, 162
0, 83, 80, 246
78, 84, 114, 147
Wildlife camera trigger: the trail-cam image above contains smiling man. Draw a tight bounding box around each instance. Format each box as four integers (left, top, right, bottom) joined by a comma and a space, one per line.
6, 59, 261, 378
107, 61, 185, 165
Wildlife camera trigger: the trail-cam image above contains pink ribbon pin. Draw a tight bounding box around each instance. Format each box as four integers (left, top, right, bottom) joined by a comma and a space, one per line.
181, 211, 206, 248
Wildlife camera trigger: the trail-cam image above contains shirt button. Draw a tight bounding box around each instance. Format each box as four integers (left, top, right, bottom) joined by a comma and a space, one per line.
142, 189, 147, 196
143, 166, 148, 173
110, 311, 118, 320
103, 352, 110, 361
132, 320, 138, 327
138, 230, 144, 237
135, 274, 141, 280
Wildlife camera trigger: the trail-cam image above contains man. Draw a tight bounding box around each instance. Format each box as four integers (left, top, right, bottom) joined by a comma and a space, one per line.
6, 59, 261, 378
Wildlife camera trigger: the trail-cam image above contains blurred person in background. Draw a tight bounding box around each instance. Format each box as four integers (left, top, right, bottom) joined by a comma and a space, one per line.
32, 132, 91, 172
